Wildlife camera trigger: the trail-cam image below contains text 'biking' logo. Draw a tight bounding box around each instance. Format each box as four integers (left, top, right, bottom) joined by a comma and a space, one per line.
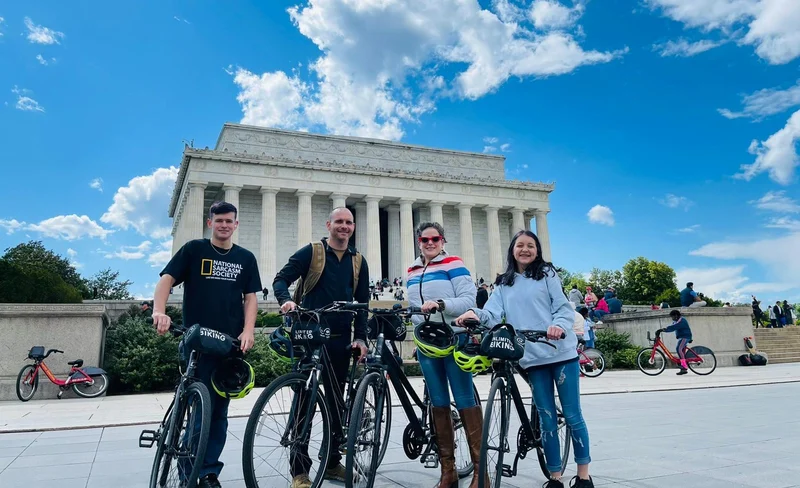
200, 328, 227, 342
489, 336, 515, 351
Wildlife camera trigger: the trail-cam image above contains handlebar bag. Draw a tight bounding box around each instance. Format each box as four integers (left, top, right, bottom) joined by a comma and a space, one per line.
367, 313, 407, 341
182, 325, 236, 356
28, 346, 45, 360
480, 323, 526, 361
289, 311, 331, 347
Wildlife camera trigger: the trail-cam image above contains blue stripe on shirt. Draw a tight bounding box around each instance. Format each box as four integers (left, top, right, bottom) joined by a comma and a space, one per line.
406, 269, 453, 287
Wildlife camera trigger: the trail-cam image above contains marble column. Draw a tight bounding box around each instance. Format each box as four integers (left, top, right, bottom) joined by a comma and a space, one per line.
511, 208, 526, 236
399, 199, 415, 280
485, 206, 502, 280
428, 201, 445, 226
365, 196, 383, 282
330, 193, 348, 211
524, 212, 532, 231
259, 187, 278, 292
355, 202, 367, 254
457, 203, 476, 278
223, 184, 242, 244
535, 210, 552, 262
386, 205, 401, 281
296, 191, 314, 248
184, 181, 207, 243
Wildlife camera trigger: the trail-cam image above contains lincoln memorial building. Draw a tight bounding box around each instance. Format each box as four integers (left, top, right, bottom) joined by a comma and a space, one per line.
168, 124, 554, 291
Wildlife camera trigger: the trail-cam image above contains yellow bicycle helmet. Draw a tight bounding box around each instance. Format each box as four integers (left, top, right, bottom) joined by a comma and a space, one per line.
453, 341, 492, 374
211, 357, 255, 400
413, 320, 456, 358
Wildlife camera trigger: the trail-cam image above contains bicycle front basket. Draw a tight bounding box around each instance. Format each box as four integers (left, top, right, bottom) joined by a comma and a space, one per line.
28, 346, 45, 360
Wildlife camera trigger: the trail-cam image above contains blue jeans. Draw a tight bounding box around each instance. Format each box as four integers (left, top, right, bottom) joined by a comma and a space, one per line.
591, 310, 607, 322
585, 328, 595, 349
418, 336, 477, 409
527, 359, 591, 473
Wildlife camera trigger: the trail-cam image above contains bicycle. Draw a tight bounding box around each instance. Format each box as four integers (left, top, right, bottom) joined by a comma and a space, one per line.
636, 330, 717, 376
138, 321, 241, 488
16, 346, 110, 402
469, 320, 572, 487
241, 301, 370, 488
576, 339, 605, 378
344, 306, 479, 488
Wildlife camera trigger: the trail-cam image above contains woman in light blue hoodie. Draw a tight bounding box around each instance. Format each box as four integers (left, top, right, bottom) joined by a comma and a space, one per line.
455, 230, 593, 488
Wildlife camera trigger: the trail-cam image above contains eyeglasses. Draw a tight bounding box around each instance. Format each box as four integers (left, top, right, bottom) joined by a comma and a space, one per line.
418, 236, 444, 244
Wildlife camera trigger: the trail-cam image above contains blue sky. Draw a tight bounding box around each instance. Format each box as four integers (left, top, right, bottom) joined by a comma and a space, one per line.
1, 0, 799, 304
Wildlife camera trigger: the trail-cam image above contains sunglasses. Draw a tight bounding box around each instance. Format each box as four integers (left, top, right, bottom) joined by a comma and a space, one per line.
418, 236, 444, 244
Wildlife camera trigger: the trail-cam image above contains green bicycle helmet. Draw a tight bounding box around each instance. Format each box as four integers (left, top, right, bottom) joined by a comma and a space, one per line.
413, 320, 456, 358
268, 325, 300, 363
211, 357, 255, 400
453, 341, 492, 374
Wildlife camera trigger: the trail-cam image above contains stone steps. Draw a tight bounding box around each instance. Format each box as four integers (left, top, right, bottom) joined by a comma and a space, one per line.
753, 328, 800, 364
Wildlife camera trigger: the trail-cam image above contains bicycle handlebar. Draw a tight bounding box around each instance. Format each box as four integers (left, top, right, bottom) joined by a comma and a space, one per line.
284, 301, 368, 315
44, 349, 63, 358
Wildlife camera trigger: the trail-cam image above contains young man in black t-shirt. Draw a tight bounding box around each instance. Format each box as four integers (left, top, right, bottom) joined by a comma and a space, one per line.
152, 201, 261, 488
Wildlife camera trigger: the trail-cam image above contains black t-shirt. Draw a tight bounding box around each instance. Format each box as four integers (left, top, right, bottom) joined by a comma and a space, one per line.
161, 239, 262, 337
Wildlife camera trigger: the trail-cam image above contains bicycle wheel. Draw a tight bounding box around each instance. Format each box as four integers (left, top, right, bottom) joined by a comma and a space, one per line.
478, 378, 507, 488
243, 372, 331, 488
16, 365, 38, 402
150, 382, 211, 488
636, 348, 666, 376
579, 349, 605, 378
534, 402, 571, 478
452, 383, 481, 478
346, 372, 384, 488
687, 346, 717, 375
72, 373, 110, 398
376, 379, 392, 467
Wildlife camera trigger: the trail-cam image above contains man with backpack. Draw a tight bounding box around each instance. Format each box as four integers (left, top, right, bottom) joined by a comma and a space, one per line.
272, 206, 371, 488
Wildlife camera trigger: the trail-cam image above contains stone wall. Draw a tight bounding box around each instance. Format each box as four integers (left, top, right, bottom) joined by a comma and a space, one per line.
600, 307, 755, 367
0, 304, 109, 401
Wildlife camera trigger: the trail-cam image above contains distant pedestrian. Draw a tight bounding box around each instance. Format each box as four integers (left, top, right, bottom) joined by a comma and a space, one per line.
568, 284, 583, 308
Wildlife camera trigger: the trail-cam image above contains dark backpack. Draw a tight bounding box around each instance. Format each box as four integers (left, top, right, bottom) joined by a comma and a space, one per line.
480, 323, 526, 361
738, 354, 753, 366
749, 353, 768, 366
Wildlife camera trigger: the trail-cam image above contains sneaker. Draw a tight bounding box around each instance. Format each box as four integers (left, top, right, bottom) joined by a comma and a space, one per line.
324, 463, 360, 482
291, 474, 312, 488
677, 368, 688, 375
569, 476, 594, 488
542, 479, 565, 488
198, 473, 222, 488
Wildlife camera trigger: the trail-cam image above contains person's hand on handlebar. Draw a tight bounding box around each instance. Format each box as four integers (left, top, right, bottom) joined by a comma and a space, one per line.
547, 325, 565, 341
281, 301, 298, 314
454, 310, 480, 326
351, 339, 368, 361
421, 300, 440, 313
153, 311, 172, 335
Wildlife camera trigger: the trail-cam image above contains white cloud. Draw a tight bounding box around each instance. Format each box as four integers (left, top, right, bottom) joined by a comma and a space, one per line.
232, 0, 624, 140
0, 16, 5, 37
104, 240, 152, 261
0, 218, 25, 234
483, 146, 497, 153
691, 231, 800, 282
750, 190, 800, 213
653, 38, 724, 57
11, 86, 44, 112
659, 193, 694, 210
676, 224, 701, 233
766, 216, 800, 230
500, 143, 512, 152
101, 166, 179, 238
737, 109, 800, 185
173, 16, 191, 24
35, 54, 48, 66
719, 80, 800, 120
646, 0, 800, 64
26, 215, 113, 241
148, 239, 173, 268
89, 178, 103, 192
675, 265, 791, 303
529, 0, 584, 30
66, 248, 83, 269
587, 205, 614, 226
483, 136, 499, 144
24, 17, 65, 45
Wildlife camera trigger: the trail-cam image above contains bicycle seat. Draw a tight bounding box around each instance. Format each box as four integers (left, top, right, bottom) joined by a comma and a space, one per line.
68, 359, 84, 367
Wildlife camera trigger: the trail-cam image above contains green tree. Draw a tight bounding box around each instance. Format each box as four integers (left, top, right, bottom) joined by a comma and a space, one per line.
2, 241, 89, 297
620, 257, 677, 304
556, 268, 589, 292
0, 260, 83, 303
654, 287, 681, 307
587, 268, 624, 295
84, 268, 134, 300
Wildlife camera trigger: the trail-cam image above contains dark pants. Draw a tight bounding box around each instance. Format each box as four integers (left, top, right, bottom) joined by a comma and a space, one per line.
291, 334, 352, 476
180, 353, 230, 479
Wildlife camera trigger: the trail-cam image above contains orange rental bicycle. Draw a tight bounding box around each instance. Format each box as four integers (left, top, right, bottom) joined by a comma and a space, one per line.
636, 330, 717, 376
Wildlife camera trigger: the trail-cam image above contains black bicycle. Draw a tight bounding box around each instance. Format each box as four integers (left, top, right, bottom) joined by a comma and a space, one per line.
139, 321, 241, 488
345, 306, 478, 488
242, 301, 370, 488
468, 321, 572, 487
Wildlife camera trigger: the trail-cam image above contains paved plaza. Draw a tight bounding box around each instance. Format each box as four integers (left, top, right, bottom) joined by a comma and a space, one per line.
1, 367, 799, 487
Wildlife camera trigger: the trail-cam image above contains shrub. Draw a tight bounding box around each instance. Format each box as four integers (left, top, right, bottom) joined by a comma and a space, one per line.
256, 311, 283, 328
403, 364, 423, 377
594, 329, 634, 356
654, 288, 681, 308
611, 347, 641, 369
247, 330, 292, 387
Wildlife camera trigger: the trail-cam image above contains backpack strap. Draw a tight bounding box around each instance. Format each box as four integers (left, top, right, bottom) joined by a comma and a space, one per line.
352, 252, 363, 294
292, 242, 326, 304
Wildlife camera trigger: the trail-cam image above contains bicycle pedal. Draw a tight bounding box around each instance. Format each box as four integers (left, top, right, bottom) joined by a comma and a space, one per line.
138, 430, 158, 448
501, 464, 513, 477
422, 454, 439, 469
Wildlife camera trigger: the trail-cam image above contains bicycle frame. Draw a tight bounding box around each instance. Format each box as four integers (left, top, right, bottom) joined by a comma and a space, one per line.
647, 333, 702, 365
26, 360, 94, 387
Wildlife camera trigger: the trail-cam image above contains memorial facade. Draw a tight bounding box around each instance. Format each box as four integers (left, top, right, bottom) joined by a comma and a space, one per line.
168, 124, 554, 290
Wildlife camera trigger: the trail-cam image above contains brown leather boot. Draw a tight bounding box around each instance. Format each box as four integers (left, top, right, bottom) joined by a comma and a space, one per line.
431, 406, 459, 488
460, 405, 488, 488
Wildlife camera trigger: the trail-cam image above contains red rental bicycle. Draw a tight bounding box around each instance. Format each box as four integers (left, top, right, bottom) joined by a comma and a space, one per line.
16, 346, 110, 401
636, 330, 717, 376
